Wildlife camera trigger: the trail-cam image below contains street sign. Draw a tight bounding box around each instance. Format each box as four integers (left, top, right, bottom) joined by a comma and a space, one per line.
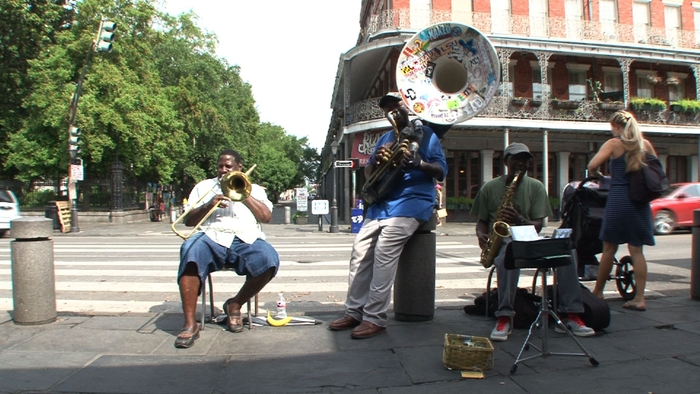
296, 188, 308, 212
334, 160, 353, 168
70, 163, 84, 181
311, 200, 329, 215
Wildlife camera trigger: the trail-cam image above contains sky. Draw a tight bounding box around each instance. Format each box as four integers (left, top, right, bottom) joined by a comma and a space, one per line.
160, 0, 363, 150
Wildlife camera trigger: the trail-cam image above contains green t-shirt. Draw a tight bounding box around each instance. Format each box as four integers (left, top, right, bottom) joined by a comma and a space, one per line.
471, 174, 552, 228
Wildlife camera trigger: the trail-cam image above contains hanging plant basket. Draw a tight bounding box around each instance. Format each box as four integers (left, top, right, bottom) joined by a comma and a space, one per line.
529, 99, 542, 107
646, 74, 662, 85
666, 76, 680, 86
510, 98, 526, 106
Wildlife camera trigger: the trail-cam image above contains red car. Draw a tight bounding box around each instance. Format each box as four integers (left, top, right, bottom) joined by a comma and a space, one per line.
651, 182, 700, 235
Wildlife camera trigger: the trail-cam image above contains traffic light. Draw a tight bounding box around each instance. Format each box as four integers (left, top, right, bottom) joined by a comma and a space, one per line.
350, 158, 360, 170
69, 125, 82, 161
95, 20, 117, 53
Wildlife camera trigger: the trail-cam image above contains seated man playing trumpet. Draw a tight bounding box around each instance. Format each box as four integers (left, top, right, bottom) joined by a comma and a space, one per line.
175, 149, 280, 349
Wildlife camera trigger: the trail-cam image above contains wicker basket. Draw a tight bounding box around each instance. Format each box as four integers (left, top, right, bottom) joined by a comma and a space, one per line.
442, 334, 495, 371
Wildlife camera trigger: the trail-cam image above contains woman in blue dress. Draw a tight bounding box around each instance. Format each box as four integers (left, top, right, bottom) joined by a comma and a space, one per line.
587, 111, 656, 311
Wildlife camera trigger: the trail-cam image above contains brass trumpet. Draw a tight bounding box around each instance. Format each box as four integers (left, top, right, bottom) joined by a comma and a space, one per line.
171, 164, 257, 240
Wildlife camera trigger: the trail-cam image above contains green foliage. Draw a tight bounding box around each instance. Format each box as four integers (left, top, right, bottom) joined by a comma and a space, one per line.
629, 97, 667, 111
549, 197, 560, 212
20, 189, 59, 208
446, 196, 474, 210
0, 0, 320, 190
670, 99, 700, 113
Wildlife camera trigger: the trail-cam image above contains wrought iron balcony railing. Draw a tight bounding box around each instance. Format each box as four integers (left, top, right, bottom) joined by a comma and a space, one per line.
362, 10, 700, 51
345, 96, 699, 129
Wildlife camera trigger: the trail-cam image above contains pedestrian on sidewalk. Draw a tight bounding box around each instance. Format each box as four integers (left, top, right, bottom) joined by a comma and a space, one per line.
175, 149, 280, 348
588, 111, 655, 311
329, 93, 447, 339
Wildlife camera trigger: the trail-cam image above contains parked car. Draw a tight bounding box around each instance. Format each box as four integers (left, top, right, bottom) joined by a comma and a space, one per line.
0, 190, 21, 237
651, 182, 700, 235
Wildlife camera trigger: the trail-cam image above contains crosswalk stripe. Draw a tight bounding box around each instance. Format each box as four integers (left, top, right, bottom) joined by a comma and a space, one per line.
0, 277, 529, 293
0, 265, 487, 277
0, 243, 477, 254
0, 257, 481, 267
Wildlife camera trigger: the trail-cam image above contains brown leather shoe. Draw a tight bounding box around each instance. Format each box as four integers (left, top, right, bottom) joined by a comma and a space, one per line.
329, 315, 361, 331
351, 321, 386, 339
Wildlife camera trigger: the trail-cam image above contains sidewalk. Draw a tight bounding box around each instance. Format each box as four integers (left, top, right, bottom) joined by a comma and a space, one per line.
3, 218, 700, 393
1, 296, 699, 393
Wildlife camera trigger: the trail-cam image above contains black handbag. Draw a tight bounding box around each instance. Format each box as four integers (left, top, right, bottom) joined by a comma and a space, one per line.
628, 153, 669, 204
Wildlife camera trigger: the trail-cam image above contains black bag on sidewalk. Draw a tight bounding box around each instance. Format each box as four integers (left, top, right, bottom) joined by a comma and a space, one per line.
463, 288, 541, 329
578, 284, 610, 331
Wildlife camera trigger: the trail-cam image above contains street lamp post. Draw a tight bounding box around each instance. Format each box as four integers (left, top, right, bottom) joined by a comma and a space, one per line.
330, 139, 339, 233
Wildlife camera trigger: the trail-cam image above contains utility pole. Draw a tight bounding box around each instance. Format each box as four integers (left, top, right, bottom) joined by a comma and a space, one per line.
67, 18, 117, 232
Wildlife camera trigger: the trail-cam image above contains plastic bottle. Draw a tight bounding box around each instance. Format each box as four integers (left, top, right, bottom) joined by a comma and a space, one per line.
276, 292, 287, 318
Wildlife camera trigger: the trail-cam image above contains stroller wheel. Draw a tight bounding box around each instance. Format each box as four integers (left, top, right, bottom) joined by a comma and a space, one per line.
615, 256, 636, 301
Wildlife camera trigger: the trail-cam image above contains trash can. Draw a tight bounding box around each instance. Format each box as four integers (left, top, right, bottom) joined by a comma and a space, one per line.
351, 208, 364, 234
44, 202, 60, 230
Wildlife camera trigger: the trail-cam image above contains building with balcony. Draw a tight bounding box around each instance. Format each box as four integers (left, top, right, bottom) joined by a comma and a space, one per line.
321, 0, 700, 224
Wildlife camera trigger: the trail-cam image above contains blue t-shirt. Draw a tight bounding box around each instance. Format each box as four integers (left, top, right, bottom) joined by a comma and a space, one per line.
366, 125, 448, 222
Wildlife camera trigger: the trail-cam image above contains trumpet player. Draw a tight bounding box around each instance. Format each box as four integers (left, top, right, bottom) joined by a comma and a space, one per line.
472, 142, 594, 342
175, 149, 279, 348
330, 93, 447, 339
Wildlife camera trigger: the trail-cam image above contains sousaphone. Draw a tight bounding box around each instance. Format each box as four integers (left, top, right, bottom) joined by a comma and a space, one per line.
396, 22, 501, 125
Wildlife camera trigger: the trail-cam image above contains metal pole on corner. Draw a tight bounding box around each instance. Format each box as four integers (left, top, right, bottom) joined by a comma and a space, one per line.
330, 139, 339, 233
691, 209, 700, 300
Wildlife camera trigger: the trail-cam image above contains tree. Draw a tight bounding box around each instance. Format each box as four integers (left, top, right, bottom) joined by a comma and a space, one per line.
0, 0, 73, 178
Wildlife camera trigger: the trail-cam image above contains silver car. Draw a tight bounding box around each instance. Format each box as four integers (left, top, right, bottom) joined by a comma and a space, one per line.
0, 190, 21, 237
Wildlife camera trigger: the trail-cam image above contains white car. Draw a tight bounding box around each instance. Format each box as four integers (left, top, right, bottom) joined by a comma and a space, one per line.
0, 190, 21, 237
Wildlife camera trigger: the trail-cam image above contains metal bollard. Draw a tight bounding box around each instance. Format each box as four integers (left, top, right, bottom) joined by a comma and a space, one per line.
284, 206, 291, 224
393, 214, 437, 322
691, 210, 700, 300
11, 217, 56, 325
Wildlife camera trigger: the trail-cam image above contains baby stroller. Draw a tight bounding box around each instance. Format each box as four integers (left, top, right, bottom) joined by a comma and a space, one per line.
558, 176, 636, 301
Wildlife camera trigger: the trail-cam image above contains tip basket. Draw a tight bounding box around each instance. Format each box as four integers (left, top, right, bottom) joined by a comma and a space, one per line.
442, 334, 495, 371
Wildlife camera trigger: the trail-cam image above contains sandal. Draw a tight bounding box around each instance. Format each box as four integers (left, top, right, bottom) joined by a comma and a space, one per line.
223, 299, 243, 333
174, 327, 200, 349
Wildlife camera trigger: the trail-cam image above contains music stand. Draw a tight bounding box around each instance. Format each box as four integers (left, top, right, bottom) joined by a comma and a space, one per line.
506, 239, 599, 374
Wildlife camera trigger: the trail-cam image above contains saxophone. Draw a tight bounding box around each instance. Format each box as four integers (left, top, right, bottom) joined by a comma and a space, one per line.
479, 171, 522, 268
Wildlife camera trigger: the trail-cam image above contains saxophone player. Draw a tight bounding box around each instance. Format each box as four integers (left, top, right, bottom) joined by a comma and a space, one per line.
472, 142, 595, 342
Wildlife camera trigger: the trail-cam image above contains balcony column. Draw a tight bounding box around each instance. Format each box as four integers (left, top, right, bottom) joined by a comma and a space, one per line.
618, 58, 633, 107
557, 151, 570, 199
481, 150, 494, 184
503, 128, 510, 174
692, 64, 700, 101
542, 130, 550, 227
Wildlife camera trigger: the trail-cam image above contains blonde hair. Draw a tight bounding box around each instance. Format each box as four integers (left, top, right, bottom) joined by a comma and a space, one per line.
609, 110, 646, 172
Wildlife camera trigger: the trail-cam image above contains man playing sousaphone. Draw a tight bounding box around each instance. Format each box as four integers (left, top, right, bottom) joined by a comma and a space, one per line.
174, 149, 280, 348
329, 93, 447, 339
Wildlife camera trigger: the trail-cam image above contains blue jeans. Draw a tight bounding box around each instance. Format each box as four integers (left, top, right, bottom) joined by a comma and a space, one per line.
177, 232, 279, 292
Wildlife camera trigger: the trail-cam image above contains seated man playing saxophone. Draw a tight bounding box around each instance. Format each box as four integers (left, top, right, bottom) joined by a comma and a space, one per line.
175, 149, 279, 349
472, 142, 594, 342
329, 93, 447, 339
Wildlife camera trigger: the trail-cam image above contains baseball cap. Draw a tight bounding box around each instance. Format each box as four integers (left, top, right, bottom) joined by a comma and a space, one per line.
378, 93, 402, 109
504, 142, 533, 158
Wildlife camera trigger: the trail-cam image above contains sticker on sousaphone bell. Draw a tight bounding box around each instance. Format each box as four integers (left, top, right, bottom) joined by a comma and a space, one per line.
396, 22, 501, 125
